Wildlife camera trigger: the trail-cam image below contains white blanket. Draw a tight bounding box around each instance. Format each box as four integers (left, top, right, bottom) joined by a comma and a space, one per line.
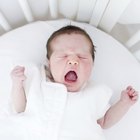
0, 65, 68, 140
0, 20, 140, 140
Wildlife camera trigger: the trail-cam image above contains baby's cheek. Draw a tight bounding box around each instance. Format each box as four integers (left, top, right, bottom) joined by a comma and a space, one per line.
82, 64, 92, 79
52, 64, 65, 80
84, 62, 93, 72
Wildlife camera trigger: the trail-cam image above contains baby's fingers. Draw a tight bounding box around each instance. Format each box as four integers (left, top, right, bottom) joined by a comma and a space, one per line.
131, 92, 139, 101
126, 86, 136, 96
11, 66, 25, 75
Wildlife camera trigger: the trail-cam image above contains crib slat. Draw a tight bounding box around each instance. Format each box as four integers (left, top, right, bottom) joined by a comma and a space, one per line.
98, 0, 133, 33
18, 0, 34, 22
48, 0, 58, 18
125, 30, 140, 48
59, 0, 79, 19
76, 0, 96, 22
90, 0, 109, 27
0, 12, 11, 31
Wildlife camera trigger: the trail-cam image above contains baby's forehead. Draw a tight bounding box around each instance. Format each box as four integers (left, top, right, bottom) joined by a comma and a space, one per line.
53, 33, 91, 47
54, 48, 90, 53
50, 33, 93, 52
55, 36, 90, 46
52, 32, 90, 41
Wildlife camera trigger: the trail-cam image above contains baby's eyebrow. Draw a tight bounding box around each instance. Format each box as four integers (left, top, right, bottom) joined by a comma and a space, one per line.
77, 52, 90, 55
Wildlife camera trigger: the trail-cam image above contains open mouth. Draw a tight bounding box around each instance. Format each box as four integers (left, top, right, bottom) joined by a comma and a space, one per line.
65, 71, 78, 82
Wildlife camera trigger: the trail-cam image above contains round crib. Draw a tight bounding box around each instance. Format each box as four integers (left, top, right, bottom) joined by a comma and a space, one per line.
0, 0, 140, 140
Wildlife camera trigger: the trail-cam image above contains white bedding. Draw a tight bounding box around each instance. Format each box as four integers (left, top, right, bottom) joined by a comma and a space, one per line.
0, 19, 140, 140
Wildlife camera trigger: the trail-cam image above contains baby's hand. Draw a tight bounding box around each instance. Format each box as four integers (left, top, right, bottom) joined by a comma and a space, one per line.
11, 66, 26, 87
121, 86, 139, 106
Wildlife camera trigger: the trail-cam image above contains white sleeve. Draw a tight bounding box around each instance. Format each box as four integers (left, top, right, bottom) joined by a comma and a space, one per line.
24, 64, 43, 115
95, 85, 113, 119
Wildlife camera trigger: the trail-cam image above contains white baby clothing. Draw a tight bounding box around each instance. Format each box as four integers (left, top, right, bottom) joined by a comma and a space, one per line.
0, 65, 112, 140
58, 83, 112, 140
25, 67, 112, 140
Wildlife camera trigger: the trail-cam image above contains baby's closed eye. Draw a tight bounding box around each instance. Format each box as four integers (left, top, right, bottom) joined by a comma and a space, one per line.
78, 55, 88, 59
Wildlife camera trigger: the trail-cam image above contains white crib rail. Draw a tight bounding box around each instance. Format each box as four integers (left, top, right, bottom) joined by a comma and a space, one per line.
0, 12, 11, 31
48, 0, 58, 18
98, 0, 132, 32
89, 0, 109, 27
18, 0, 34, 22
0, 0, 133, 33
0, 0, 139, 62
125, 30, 140, 48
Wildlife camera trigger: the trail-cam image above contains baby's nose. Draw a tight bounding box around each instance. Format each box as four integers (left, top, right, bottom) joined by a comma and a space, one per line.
68, 60, 78, 65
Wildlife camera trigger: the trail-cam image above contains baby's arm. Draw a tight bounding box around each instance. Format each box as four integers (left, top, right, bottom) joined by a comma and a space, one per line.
11, 66, 27, 113
97, 86, 139, 129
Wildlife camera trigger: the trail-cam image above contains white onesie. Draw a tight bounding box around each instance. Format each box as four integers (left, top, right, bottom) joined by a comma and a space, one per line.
25, 69, 112, 140
58, 83, 112, 140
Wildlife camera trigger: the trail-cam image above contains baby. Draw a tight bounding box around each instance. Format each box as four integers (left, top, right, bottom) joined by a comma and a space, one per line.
11, 25, 138, 139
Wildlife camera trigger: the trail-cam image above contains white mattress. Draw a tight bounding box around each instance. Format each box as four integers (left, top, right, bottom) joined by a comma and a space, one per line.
0, 19, 140, 140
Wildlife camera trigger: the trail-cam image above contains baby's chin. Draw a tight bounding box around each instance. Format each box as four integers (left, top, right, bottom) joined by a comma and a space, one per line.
65, 84, 82, 92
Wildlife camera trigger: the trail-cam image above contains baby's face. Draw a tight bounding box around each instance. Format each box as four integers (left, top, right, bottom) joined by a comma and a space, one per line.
48, 33, 93, 92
